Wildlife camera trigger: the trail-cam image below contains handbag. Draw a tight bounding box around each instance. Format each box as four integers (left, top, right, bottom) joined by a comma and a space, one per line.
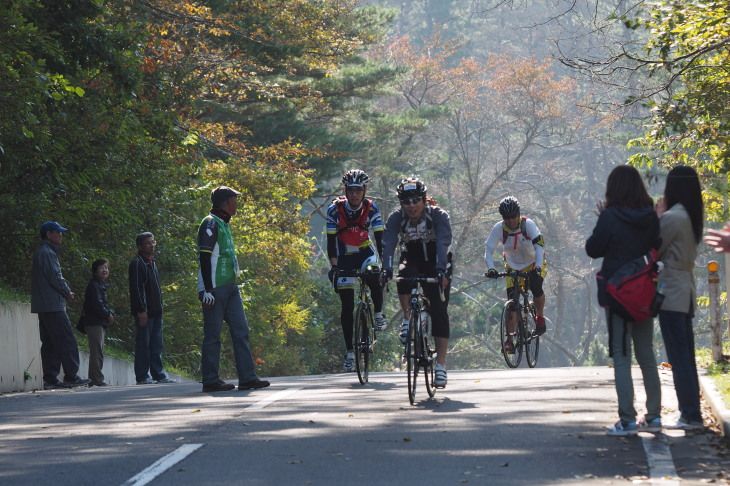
76, 313, 87, 334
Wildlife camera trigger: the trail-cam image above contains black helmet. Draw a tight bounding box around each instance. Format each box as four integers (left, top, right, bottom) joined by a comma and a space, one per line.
342, 169, 369, 188
498, 196, 520, 218
396, 176, 427, 201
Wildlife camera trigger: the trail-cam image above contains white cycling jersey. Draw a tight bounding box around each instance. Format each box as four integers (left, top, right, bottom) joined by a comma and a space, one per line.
484, 218, 544, 270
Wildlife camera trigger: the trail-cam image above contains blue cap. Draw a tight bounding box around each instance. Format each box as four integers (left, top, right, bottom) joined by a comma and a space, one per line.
40, 221, 68, 238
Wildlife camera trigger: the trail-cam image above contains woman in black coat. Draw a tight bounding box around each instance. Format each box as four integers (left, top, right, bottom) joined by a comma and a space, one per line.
82, 259, 114, 386
586, 165, 662, 436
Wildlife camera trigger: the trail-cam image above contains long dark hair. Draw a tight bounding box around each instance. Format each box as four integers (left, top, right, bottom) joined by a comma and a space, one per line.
605, 165, 653, 209
664, 165, 704, 243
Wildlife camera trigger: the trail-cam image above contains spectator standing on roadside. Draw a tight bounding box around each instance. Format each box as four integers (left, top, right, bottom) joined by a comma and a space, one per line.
197, 186, 270, 393
129, 232, 174, 385
82, 258, 114, 387
655, 165, 705, 430
585, 166, 662, 436
31, 221, 90, 389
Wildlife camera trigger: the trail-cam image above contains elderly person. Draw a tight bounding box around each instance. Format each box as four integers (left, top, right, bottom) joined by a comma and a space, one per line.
32, 221, 89, 389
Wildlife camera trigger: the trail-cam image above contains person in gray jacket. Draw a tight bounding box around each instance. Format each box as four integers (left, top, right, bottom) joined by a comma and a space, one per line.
655, 165, 705, 430
31, 221, 89, 389
381, 176, 453, 388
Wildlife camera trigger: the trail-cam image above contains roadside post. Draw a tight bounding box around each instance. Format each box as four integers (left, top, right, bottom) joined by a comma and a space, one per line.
708, 260, 723, 362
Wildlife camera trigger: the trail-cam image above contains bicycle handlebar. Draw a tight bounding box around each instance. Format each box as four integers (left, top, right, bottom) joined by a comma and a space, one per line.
395, 276, 446, 302
394, 276, 440, 284
485, 270, 531, 279
335, 269, 381, 279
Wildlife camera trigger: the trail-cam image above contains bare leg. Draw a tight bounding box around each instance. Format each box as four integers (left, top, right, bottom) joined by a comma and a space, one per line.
535, 294, 545, 316
436, 337, 448, 366
398, 294, 411, 320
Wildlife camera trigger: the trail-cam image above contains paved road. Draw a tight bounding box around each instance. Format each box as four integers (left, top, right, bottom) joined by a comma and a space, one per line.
1, 367, 728, 485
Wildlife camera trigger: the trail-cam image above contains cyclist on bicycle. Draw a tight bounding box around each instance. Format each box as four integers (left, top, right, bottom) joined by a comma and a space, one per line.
381, 176, 453, 388
327, 169, 387, 372
485, 196, 547, 354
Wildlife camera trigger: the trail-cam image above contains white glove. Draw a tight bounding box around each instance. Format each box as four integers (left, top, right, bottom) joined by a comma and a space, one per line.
202, 291, 215, 306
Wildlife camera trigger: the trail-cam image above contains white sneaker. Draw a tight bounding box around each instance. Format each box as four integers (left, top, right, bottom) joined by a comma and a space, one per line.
665, 416, 703, 430
434, 364, 447, 388
343, 352, 355, 372
399, 320, 409, 345
375, 313, 388, 331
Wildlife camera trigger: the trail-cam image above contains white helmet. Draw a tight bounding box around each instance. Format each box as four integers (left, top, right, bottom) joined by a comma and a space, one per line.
361, 255, 381, 274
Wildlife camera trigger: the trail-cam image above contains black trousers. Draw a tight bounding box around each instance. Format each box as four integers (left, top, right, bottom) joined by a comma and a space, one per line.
38, 311, 80, 384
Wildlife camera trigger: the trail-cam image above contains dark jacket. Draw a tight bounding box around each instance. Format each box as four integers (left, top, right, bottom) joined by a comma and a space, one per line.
586, 205, 660, 356
585, 206, 661, 279
31, 241, 71, 313
83, 278, 113, 327
128, 255, 163, 317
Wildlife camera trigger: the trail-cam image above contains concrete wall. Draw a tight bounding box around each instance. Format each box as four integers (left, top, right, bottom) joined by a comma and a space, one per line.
0, 302, 43, 392
0, 302, 178, 392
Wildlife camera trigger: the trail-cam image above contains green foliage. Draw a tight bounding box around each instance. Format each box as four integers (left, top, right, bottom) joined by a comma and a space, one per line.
627, 0, 729, 220
0, 0, 399, 378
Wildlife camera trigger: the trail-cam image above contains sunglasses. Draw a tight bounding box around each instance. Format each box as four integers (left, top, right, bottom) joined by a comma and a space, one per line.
400, 197, 422, 206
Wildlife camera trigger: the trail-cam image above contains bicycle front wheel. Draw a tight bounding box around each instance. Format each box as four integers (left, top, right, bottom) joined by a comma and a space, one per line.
354, 303, 370, 384
422, 314, 436, 397
524, 303, 540, 368
407, 313, 419, 405
500, 300, 522, 368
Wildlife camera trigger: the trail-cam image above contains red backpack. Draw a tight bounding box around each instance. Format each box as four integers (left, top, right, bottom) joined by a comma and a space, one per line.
596, 248, 663, 322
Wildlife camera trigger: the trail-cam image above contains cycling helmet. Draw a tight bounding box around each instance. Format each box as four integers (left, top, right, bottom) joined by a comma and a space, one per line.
396, 176, 427, 201
342, 169, 369, 188
498, 196, 520, 218
360, 255, 381, 274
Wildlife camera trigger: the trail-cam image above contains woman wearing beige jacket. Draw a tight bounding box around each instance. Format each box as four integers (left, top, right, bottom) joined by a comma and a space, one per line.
656, 165, 704, 430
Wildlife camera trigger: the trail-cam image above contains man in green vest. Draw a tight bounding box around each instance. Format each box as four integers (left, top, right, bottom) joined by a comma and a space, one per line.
197, 186, 270, 393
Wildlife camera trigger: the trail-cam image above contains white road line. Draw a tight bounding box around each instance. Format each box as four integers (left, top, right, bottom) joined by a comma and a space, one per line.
121, 443, 204, 486
247, 387, 301, 410
641, 434, 680, 485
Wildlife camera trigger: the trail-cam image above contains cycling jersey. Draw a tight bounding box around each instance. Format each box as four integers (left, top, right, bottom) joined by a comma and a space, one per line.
484, 217, 544, 270
197, 213, 239, 292
326, 198, 384, 257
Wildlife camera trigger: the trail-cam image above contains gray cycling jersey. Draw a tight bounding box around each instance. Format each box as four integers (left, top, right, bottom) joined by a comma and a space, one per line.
382, 205, 452, 273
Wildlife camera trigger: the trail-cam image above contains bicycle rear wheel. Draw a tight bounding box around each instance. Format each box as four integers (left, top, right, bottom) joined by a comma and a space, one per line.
354, 303, 371, 384
407, 313, 419, 405
524, 303, 540, 368
500, 300, 522, 368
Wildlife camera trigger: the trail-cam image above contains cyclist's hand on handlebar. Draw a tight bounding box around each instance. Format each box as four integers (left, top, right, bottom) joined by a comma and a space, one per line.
535, 267, 542, 276
486, 268, 498, 279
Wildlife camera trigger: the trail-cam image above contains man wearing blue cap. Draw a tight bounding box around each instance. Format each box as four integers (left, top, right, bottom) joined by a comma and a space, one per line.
31, 221, 90, 389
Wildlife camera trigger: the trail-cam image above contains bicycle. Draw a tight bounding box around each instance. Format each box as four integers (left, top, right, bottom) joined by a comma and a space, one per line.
395, 275, 443, 405
486, 269, 540, 368
337, 266, 380, 384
